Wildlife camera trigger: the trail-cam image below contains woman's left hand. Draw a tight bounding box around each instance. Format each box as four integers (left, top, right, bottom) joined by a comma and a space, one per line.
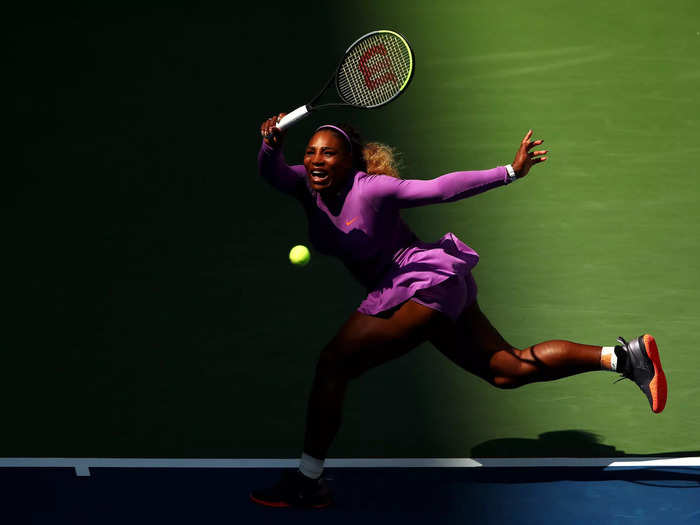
511, 130, 548, 178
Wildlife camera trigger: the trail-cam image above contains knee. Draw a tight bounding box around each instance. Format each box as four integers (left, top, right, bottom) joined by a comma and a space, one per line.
315, 337, 375, 383
314, 344, 359, 384
315, 349, 344, 379
487, 347, 530, 389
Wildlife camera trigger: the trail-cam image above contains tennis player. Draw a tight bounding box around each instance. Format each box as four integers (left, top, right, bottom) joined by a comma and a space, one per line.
250, 114, 667, 508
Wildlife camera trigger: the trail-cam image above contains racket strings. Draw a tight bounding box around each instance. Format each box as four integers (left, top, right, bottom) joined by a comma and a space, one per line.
337, 32, 412, 108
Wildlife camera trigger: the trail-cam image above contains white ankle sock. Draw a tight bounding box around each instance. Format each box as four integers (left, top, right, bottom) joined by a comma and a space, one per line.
299, 452, 324, 480
601, 346, 618, 371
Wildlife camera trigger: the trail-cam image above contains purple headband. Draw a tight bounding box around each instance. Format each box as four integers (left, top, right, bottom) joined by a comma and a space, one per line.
315, 125, 352, 152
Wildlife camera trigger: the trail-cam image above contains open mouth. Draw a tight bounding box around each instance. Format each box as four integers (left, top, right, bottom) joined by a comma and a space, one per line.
310, 170, 330, 184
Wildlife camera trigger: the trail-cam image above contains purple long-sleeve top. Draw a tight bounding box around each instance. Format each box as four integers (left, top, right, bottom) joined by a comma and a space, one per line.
258, 140, 508, 316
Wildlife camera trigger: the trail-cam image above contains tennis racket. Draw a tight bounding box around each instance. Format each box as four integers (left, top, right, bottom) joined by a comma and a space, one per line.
266, 30, 415, 137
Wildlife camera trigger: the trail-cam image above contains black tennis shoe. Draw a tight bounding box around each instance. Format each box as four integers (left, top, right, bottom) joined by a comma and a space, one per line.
615, 334, 667, 413
250, 470, 333, 509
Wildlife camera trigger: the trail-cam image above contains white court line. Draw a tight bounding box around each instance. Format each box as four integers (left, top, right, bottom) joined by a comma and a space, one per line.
1, 457, 698, 477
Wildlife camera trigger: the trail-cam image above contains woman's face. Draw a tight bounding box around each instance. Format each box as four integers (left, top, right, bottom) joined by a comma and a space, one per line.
303, 130, 353, 194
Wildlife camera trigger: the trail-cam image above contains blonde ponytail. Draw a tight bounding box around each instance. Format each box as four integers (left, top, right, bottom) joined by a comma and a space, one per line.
362, 142, 402, 179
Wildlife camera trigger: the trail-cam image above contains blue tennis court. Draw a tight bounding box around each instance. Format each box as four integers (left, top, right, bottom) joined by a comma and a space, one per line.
4, 458, 699, 523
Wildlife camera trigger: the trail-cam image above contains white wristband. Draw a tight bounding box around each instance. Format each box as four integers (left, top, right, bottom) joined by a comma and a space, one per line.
505, 164, 517, 184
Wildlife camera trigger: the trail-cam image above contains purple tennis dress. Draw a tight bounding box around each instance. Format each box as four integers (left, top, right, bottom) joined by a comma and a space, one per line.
258, 141, 509, 321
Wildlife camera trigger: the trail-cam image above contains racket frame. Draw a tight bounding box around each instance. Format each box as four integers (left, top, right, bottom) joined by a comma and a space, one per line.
273, 30, 415, 133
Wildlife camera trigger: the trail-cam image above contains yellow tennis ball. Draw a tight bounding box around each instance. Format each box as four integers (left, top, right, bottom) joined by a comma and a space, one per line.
289, 245, 310, 266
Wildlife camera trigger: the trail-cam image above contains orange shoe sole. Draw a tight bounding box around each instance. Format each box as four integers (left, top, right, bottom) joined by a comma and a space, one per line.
249, 493, 332, 509
643, 334, 667, 413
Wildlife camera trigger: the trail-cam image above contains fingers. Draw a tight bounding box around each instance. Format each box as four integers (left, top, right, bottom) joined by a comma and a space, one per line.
528, 149, 548, 168
272, 113, 288, 136
521, 130, 545, 152
513, 131, 548, 178
527, 139, 544, 151
260, 113, 289, 145
260, 115, 279, 137
260, 116, 282, 147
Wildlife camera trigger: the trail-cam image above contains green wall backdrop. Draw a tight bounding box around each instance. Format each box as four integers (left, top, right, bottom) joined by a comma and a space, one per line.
6, 1, 700, 459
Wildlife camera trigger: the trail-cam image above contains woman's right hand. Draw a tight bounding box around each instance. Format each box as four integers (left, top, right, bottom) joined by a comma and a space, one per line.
260, 113, 287, 148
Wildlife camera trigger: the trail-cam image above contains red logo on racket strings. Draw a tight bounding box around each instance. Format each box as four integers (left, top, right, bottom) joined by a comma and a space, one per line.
358, 45, 397, 91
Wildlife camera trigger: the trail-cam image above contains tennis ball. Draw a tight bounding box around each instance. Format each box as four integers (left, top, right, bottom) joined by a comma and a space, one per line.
289, 245, 310, 266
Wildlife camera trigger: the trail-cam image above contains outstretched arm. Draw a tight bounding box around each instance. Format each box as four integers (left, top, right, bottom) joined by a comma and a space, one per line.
257, 113, 306, 195
364, 130, 548, 209
363, 167, 508, 209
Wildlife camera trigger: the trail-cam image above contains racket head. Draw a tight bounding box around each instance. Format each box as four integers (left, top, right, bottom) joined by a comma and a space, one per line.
334, 30, 415, 109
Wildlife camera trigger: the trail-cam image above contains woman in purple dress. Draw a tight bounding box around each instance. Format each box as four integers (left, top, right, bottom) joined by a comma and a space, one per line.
250, 114, 667, 509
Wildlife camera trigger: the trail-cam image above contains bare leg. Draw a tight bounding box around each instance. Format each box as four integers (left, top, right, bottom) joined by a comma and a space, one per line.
303, 301, 444, 460
488, 339, 602, 388
430, 301, 603, 389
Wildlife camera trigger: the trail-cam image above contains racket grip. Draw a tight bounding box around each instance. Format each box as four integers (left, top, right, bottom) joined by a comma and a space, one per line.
276, 105, 311, 131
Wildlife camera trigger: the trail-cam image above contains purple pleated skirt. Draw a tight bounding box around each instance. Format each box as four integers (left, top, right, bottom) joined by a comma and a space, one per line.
357, 232, 479, 322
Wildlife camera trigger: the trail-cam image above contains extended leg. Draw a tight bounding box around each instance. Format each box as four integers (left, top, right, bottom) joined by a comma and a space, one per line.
250, 300, 447, 508
429, 301, 666, 412
429, 301, 604, 388
486, 339, 602, 388
304, 300, 445, 459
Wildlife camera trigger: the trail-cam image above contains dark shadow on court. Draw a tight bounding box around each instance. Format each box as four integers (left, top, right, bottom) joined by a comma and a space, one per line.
311, 467, 700, 516
471, 429, 700, 458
